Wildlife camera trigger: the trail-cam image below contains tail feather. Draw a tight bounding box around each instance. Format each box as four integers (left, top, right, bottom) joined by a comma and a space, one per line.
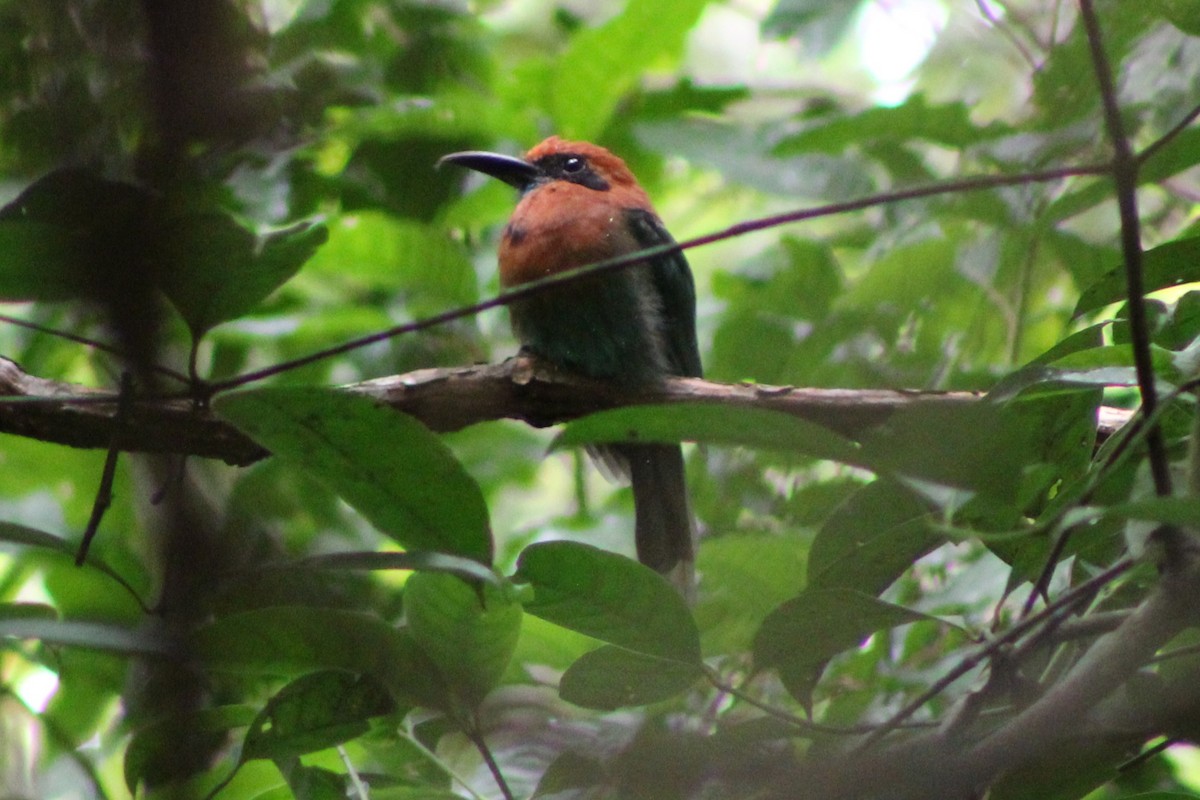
615, 442, 696, 600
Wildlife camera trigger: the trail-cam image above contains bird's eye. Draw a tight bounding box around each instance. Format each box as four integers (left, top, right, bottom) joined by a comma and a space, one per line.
562, 156, 585, 173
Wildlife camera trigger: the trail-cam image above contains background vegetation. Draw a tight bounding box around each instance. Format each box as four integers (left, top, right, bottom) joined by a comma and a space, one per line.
1, 0, 1199, 798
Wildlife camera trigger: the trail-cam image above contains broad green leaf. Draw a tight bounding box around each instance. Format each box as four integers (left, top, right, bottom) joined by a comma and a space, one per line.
753, 588, 935, 707
214, 388, 492, 563
0, 521, 148, 612
1074, 236, 1200, 317
0, 221, 83, 300
515, 542, 700, 664
404, 572, 521, 709
550, 0, 707, 138
160, 215, 328, 337
694, 534, 807, 656
242, 671, 395, 761
558, 645, 702, 710
1108, 496, 1200, 528
194, 606, 446, 709
277, 763, 345, 800
808, 479, 941, 595
555, 403, 860, 464
533, 752, 605, 799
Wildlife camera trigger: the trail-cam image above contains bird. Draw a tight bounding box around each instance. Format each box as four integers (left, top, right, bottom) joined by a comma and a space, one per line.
440, 136, 702, 596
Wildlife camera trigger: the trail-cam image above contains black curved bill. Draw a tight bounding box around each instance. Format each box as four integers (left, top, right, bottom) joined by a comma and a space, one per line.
437, 150, 541, 191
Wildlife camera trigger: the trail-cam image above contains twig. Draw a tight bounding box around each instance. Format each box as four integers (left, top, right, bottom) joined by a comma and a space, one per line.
76, 372, 133, 565
1079, 0, 1172, 499
395, 721, 489, 800
338, 745, 370, 800
703, 666, 935, 736
0, 313, 189, 385
856, 557, 1134, 750
465, 725, 515, 800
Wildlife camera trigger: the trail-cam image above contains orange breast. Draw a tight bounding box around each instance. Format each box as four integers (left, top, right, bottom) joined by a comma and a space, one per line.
498, 181, 645, 288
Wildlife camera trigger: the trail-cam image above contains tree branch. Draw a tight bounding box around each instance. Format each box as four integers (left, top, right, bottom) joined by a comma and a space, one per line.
0, 356, 1133, 466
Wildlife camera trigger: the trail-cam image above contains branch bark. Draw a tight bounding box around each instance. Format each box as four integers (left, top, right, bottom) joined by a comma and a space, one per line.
0, 356, 1133, 466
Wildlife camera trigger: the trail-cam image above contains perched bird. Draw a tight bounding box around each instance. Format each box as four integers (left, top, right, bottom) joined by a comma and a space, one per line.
440, 136, 702, 594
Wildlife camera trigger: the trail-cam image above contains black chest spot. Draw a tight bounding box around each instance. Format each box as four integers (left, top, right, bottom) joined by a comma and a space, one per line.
504, 223, 526, 245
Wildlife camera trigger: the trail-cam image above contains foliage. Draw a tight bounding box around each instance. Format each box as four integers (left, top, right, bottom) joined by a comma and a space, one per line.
0, 1, 1199, 799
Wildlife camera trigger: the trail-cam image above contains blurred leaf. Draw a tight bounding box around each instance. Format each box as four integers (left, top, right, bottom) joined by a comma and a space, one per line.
558, 645, 702, 709
762, 0, 860, 52
0, 221, 83, 300
303, 211, 477, 313
551, 0, 707, 138
278, 763, 346, 800
0, 522, 146, 611
515, 541, 700, 664
195, 606, 446, 709
125, 705, 257, 793
1074, 236, 1200, 317
694, 534, 807, 656
555, 403, 860, 464
161, 215, 328, 337
277, 550, 500, 586
404, 572, 521, 709
753, 588, 936, 707
0, 602, 56, 621
243, 671, 395, 761
775, 94, 1012, 155
533, 752, 605, 799
215, 388, 492, 563
0, 618, 172, 655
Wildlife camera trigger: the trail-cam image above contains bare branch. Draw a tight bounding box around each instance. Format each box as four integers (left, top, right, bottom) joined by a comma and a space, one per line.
0, 356, 1134, 466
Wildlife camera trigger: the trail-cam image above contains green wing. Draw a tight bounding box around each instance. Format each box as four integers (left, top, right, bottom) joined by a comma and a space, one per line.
625, 208, 703, 379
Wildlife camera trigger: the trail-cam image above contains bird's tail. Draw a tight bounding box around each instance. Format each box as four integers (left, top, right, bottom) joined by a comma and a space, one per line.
613, 442, 697, 601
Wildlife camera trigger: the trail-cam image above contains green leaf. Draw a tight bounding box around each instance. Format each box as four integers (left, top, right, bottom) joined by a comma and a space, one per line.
0, 521, 148, 612
214, 388, 492, 563
194, 606, 446, 709
550, 0, 708, 138
160, 215, 328, 337
0, 221, 83, 300
124, 706, 257, 793
753, 588, 935, 707
774, 94, 1012, 155
242, 671, 395, 761
694, 534, 807, 656
808, 479, 942, 595
533, 752, 605, 799
271, 550, 500, 586
856, 400, 1038, 504
558, 645, 702, 710
1074, 236, 1200, 317
278, 763, 346, 800
1108, 496, 1200, 528
555, 403, 860, 464
515, 541, 700, 663
303, 212, 477, 314
404, 572, 521, 709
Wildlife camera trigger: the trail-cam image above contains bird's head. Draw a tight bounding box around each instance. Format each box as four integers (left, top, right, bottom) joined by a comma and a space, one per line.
438, 136, 639, 196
